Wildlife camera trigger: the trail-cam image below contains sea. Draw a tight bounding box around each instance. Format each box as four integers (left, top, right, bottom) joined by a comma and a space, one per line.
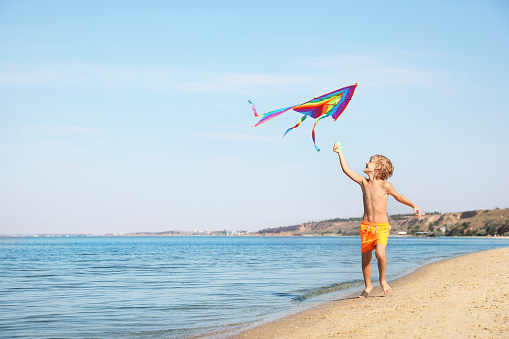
1, 236, 508, 338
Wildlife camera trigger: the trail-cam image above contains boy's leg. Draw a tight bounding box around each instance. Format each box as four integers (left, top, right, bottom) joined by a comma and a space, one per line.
360, 250, 373, 298
375, 244, 392, 295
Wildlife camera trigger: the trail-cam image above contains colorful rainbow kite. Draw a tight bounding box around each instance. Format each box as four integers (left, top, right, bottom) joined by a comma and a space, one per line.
250, 84, 357, 151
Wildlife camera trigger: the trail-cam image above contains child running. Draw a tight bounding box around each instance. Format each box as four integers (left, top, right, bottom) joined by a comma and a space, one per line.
333, 142, 422, 298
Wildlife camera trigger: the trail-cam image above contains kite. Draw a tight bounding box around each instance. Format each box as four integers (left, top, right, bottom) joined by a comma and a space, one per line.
250, 84, 357, 151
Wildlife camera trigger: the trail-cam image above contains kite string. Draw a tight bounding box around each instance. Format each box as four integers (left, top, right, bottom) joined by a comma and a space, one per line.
315, 87, 337, 98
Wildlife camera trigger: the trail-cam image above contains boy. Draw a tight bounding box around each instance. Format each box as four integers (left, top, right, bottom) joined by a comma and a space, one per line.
333, 142, 421, 298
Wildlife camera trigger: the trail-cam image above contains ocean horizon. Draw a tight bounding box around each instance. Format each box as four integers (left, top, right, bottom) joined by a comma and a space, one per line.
1, 236, 508, 338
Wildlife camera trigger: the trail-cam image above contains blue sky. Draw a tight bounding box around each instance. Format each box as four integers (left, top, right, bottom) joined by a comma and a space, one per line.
1, 0, 508, 234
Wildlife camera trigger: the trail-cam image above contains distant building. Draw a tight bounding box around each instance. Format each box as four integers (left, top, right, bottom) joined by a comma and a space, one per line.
398, 231, 407, 235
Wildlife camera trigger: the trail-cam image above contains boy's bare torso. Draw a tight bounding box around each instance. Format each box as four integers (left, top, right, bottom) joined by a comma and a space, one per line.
360, 178, 390, 223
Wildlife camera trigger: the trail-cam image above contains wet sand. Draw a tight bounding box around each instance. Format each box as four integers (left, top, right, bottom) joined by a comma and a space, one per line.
234, 246, 509, 338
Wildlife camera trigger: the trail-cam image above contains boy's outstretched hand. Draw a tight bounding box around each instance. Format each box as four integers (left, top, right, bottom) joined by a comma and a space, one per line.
414, 206, 423, 219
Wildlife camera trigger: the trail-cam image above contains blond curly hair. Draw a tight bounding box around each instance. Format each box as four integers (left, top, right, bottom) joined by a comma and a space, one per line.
370, 154, 394, 180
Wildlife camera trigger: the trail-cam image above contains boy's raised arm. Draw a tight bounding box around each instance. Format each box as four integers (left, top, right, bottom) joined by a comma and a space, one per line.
333, 142, 364, 184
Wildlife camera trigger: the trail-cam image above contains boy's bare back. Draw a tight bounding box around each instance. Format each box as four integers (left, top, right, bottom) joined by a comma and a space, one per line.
360, 179, 391, 223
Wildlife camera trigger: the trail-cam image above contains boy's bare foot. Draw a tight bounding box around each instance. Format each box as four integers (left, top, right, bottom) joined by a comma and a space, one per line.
359, 286, 372, 298
380, 280, 392, 295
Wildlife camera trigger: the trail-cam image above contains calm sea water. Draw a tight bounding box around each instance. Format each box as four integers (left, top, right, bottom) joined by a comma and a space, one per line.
1, 236, 508, 338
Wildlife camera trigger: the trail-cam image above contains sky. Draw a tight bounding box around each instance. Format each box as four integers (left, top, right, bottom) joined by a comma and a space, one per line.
1, 0, 508, 235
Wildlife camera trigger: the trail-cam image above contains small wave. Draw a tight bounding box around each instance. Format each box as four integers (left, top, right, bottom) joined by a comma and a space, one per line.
292, 280, 365, 301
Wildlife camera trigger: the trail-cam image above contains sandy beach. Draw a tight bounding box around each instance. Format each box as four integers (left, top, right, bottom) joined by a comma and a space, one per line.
234, 246, 509, 338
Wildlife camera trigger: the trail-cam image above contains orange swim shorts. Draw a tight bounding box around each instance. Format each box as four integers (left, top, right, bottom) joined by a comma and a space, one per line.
360, 220, 392, 253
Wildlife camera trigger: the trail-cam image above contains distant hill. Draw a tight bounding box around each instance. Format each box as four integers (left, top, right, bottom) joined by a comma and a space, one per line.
254, 208, 509, 237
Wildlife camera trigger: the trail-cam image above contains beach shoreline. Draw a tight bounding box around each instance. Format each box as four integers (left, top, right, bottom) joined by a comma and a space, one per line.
231, 246, 509, 338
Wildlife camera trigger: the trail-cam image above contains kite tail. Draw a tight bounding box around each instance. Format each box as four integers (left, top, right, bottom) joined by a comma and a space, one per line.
312, 116, 326, 151
283, 115, 307, 138
248, 100, 259, 117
